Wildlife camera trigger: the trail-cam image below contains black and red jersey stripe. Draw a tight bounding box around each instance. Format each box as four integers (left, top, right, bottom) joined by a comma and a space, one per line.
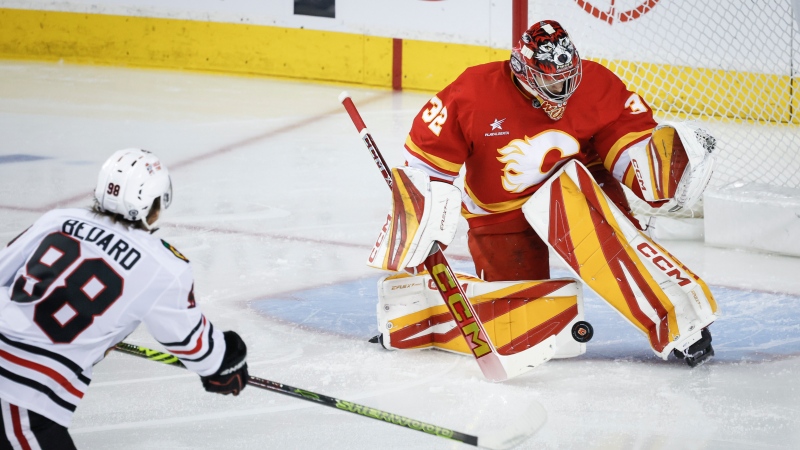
158, 316, 216, 363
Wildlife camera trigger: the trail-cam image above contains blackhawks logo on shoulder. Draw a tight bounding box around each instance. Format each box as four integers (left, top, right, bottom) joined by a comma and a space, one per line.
161, 240, 189, 262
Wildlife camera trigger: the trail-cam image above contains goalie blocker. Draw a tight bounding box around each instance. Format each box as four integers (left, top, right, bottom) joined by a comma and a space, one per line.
366, 166, 461, 272
522, 159, 718, 365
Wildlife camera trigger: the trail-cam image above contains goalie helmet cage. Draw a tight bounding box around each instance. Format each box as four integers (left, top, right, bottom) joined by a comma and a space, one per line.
519, 0, 800, 218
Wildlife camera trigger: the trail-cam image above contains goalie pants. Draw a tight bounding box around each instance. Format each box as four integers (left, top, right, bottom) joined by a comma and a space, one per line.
468, 166, 634, 282
0, 399, 76, 450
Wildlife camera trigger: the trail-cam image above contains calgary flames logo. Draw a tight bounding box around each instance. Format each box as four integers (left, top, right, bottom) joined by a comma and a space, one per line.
497, 131, 580, 193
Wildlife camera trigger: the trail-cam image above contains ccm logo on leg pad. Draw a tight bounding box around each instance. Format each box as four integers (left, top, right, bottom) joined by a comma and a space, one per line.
636, 242, 691, 287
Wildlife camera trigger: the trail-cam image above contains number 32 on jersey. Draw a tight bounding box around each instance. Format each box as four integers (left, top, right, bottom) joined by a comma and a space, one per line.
421, 96, 448, 136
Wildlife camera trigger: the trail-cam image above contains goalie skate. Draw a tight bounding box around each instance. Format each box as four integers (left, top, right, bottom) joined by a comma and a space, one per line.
673, 327, 714, 367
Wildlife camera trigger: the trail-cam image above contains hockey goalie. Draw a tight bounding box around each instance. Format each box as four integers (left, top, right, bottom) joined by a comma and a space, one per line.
364, 19, 718, 379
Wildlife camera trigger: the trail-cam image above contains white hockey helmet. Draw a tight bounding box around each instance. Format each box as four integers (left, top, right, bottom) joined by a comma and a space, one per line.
94, 148, 173, 230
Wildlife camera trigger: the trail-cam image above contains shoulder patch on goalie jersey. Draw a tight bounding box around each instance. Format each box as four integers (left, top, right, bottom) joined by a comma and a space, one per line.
161, 239, 189, 262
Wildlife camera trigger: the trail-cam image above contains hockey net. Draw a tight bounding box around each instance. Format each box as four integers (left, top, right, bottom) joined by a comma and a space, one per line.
525, 0, 800, 218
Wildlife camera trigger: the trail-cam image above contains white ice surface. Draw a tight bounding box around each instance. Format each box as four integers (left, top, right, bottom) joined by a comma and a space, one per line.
1, 61, 800, 450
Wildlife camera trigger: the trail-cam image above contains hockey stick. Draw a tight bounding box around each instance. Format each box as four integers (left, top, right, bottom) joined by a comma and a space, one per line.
113, 342, 504, 448
338, 92, 508, 382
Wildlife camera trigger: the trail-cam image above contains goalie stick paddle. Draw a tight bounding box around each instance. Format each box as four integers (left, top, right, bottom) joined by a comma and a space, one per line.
112, 342, 518, 449
338, 92, 508, 382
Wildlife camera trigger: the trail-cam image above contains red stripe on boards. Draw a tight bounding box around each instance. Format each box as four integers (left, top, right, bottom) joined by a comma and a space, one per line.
392, 38, 403, 91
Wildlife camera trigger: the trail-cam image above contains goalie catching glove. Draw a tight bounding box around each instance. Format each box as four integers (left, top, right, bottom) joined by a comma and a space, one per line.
201, 331, 248, 396
629, 121, 716, 212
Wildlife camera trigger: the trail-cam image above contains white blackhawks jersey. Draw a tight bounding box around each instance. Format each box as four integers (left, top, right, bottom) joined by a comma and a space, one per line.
0, 208, 226, 427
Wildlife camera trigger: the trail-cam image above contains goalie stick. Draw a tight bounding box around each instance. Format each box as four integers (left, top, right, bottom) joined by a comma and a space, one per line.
338, 92, 509, 382
113, 342, 529, 450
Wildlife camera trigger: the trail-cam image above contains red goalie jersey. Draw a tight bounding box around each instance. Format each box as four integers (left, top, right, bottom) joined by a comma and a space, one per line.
404, 59, 657, 228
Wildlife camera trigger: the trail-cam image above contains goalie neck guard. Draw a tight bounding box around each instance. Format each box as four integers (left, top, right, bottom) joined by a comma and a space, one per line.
510, 20, 582, 120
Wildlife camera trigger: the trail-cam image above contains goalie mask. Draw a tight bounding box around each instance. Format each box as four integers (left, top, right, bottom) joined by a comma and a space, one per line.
510, 20, 582, 120
94, 148, 173, 230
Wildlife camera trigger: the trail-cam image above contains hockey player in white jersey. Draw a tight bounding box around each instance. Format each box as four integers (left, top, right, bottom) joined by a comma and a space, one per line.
0, 149, 249, 449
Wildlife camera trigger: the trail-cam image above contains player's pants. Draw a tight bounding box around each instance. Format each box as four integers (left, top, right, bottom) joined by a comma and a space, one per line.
0, 399, 76, 450
468, 167, 633, 282
468, 216, 551, 281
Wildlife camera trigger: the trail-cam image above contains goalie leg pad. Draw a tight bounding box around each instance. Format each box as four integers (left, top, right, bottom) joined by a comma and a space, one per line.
376, 272, 587, 360
522, 160, 718, 359
367, 167, 461, 272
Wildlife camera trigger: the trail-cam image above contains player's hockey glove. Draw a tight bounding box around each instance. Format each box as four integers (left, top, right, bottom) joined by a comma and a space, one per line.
201, 331, 248, 396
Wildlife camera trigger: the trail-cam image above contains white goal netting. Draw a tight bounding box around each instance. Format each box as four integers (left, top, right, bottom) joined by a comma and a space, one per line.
527, 0, 800, 217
